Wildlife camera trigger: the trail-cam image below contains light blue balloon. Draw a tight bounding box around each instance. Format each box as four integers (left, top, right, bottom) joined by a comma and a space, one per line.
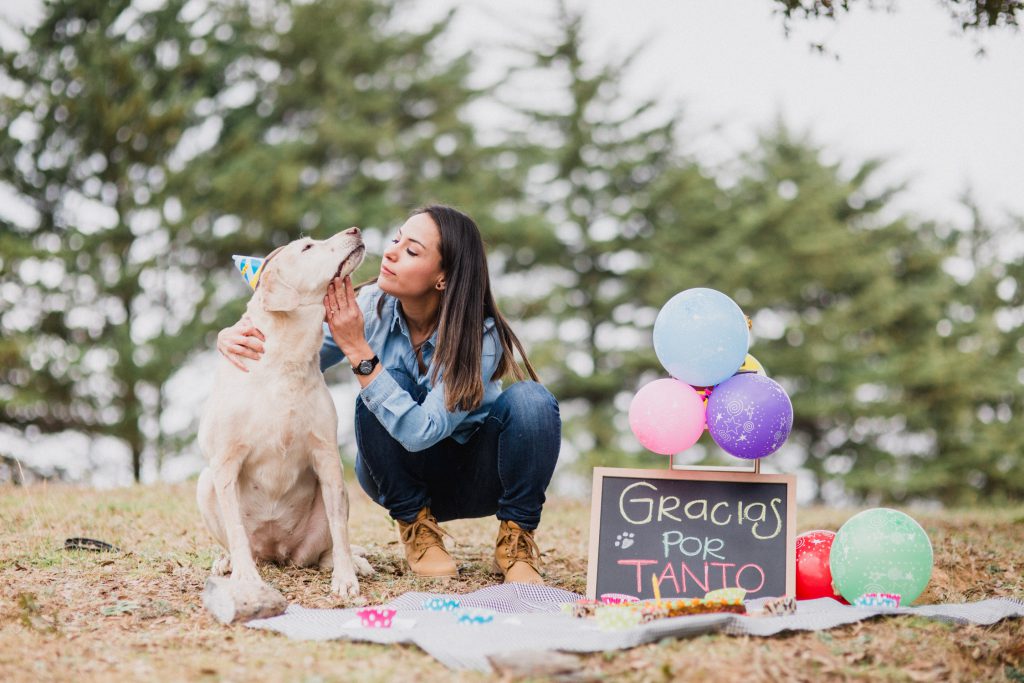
653, 288, 749, 387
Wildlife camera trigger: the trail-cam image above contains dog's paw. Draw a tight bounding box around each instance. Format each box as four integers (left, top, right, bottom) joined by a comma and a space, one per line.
211, 554, 232, 576
230, 564, 263, 585
350, 544, 368, 558
353, 554, 374, 577
330, 570, 360, 598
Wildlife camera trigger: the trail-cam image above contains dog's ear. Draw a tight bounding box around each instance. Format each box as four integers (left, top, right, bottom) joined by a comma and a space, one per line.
260, 267, 302, 312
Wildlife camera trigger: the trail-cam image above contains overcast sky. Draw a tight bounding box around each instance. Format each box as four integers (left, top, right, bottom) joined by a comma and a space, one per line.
421, 0, 1024, 232
3, 0, 1022, 230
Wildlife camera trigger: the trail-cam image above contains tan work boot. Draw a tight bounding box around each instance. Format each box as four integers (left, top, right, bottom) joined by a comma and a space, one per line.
493, 519, 544, 585
396, 508, 458, 578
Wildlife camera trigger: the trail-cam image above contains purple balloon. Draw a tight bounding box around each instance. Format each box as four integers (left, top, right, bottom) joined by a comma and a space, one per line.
706, 374, 793, 459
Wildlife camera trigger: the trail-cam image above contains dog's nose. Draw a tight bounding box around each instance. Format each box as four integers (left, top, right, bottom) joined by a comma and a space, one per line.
345, 227, 360, 236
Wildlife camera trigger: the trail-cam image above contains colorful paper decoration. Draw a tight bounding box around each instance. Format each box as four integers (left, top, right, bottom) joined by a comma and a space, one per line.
232, 254, 266, 290
854, 592, 902, 609
455, 608, 495, 625
421, 597, 461, 612
356, 607, 396, 628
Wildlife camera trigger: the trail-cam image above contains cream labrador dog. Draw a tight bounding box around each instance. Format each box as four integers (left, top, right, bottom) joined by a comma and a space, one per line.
197, 229, 372, 597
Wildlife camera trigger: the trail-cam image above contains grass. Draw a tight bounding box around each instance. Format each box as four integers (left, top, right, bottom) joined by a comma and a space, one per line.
1, 479, 1022, 682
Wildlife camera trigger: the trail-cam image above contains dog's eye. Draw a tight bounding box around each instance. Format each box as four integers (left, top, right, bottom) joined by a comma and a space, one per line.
301, 243, 313, 252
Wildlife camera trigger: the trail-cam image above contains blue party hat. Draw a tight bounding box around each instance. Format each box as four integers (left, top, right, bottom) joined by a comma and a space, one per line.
232, 254, 265, 290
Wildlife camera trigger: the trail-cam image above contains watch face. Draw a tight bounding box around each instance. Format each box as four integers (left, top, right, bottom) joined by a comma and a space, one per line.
353, 355, 378, 375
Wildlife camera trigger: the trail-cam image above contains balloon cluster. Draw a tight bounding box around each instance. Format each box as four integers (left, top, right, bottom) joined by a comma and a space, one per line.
629, 288, 794, 460
796, 508, 934, 605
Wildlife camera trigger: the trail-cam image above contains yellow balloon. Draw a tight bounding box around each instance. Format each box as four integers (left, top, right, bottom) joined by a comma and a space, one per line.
736, 354, 767, 377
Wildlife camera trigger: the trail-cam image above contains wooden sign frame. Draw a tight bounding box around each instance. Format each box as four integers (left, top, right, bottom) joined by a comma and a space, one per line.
586, 466, 797, 600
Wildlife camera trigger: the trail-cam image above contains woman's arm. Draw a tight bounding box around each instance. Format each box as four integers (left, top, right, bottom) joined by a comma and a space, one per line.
319, 322, 348, 372
359, 330, 502, 452
216, 316, 265, 372
321, 276, 376, 374
323, 275, 502, 451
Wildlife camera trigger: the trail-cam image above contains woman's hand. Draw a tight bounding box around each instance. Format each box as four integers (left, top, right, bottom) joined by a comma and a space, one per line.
216, 316, 266, 372
325, 275, 370, 361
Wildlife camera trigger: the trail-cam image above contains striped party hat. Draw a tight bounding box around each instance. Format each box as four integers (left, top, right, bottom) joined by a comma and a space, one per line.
232, 254, 265, 290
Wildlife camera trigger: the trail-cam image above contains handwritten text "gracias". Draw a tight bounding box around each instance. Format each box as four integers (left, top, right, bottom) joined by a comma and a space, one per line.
618, 481, 783, 541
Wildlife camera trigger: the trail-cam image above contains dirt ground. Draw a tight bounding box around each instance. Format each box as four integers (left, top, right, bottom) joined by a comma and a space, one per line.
1, 480, 1022, 682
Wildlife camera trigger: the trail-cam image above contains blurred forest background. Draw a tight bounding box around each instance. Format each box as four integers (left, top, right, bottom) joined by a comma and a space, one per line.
1, 0, 1022, 506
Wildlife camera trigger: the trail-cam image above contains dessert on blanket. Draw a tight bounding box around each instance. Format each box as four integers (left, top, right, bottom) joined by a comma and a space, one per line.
659, 597, 748, 616
563, 581, 756, 626
595, 605, 642, 630
758, 595, 797, 616
561, 600, 600, 618
561, 595, 748, 623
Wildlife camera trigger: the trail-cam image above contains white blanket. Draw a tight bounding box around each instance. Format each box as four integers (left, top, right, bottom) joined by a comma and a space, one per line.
246, 584, 1024, 672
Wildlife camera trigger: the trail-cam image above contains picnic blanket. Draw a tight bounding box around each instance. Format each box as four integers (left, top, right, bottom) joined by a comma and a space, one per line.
246, 584, 1024, 672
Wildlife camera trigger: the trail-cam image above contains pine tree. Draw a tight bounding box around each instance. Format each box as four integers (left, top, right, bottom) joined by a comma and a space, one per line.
176, 0, 529, 282
503, 3, 723, 470
685, 124, 973, 503
772, 0, 1022, 34
893, 200, 1024, 504
501, 3, 1016, 504
0, 0, 251, 481
0, 0, 519, 482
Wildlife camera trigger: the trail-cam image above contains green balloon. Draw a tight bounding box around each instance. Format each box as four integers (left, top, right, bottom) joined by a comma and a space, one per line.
829, 508, 933, 604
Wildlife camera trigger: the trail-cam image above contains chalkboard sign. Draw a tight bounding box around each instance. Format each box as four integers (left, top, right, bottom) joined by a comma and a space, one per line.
587, 467, 796, 600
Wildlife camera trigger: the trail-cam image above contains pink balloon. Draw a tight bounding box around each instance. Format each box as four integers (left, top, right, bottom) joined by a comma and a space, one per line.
628, 379, 706, 455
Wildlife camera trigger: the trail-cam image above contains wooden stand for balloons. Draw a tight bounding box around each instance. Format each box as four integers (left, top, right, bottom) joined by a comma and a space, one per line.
669, 454, 761, 475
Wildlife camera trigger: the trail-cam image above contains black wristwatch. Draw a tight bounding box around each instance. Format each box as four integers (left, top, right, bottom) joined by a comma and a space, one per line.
352, 355, 380, 376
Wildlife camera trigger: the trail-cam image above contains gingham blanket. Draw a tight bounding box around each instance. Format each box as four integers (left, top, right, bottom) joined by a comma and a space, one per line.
246, 584, 1024, 672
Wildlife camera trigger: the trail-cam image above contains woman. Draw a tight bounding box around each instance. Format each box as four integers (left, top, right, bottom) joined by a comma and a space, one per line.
217, 205, 561, 584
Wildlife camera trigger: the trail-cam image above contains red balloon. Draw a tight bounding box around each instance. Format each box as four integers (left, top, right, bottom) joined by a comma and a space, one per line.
795, 530, 847, 602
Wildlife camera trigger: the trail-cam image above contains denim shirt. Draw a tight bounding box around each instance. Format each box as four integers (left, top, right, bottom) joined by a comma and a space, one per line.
319, 284, 503, 452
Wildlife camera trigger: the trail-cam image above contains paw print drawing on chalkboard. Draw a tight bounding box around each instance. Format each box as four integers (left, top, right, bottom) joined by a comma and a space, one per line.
614, 532, 635, 550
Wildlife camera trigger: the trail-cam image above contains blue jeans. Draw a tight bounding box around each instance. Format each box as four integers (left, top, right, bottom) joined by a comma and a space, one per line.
353, 369, 561, 530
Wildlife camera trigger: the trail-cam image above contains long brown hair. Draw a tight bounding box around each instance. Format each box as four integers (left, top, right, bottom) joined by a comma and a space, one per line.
362, 205, 539, 412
